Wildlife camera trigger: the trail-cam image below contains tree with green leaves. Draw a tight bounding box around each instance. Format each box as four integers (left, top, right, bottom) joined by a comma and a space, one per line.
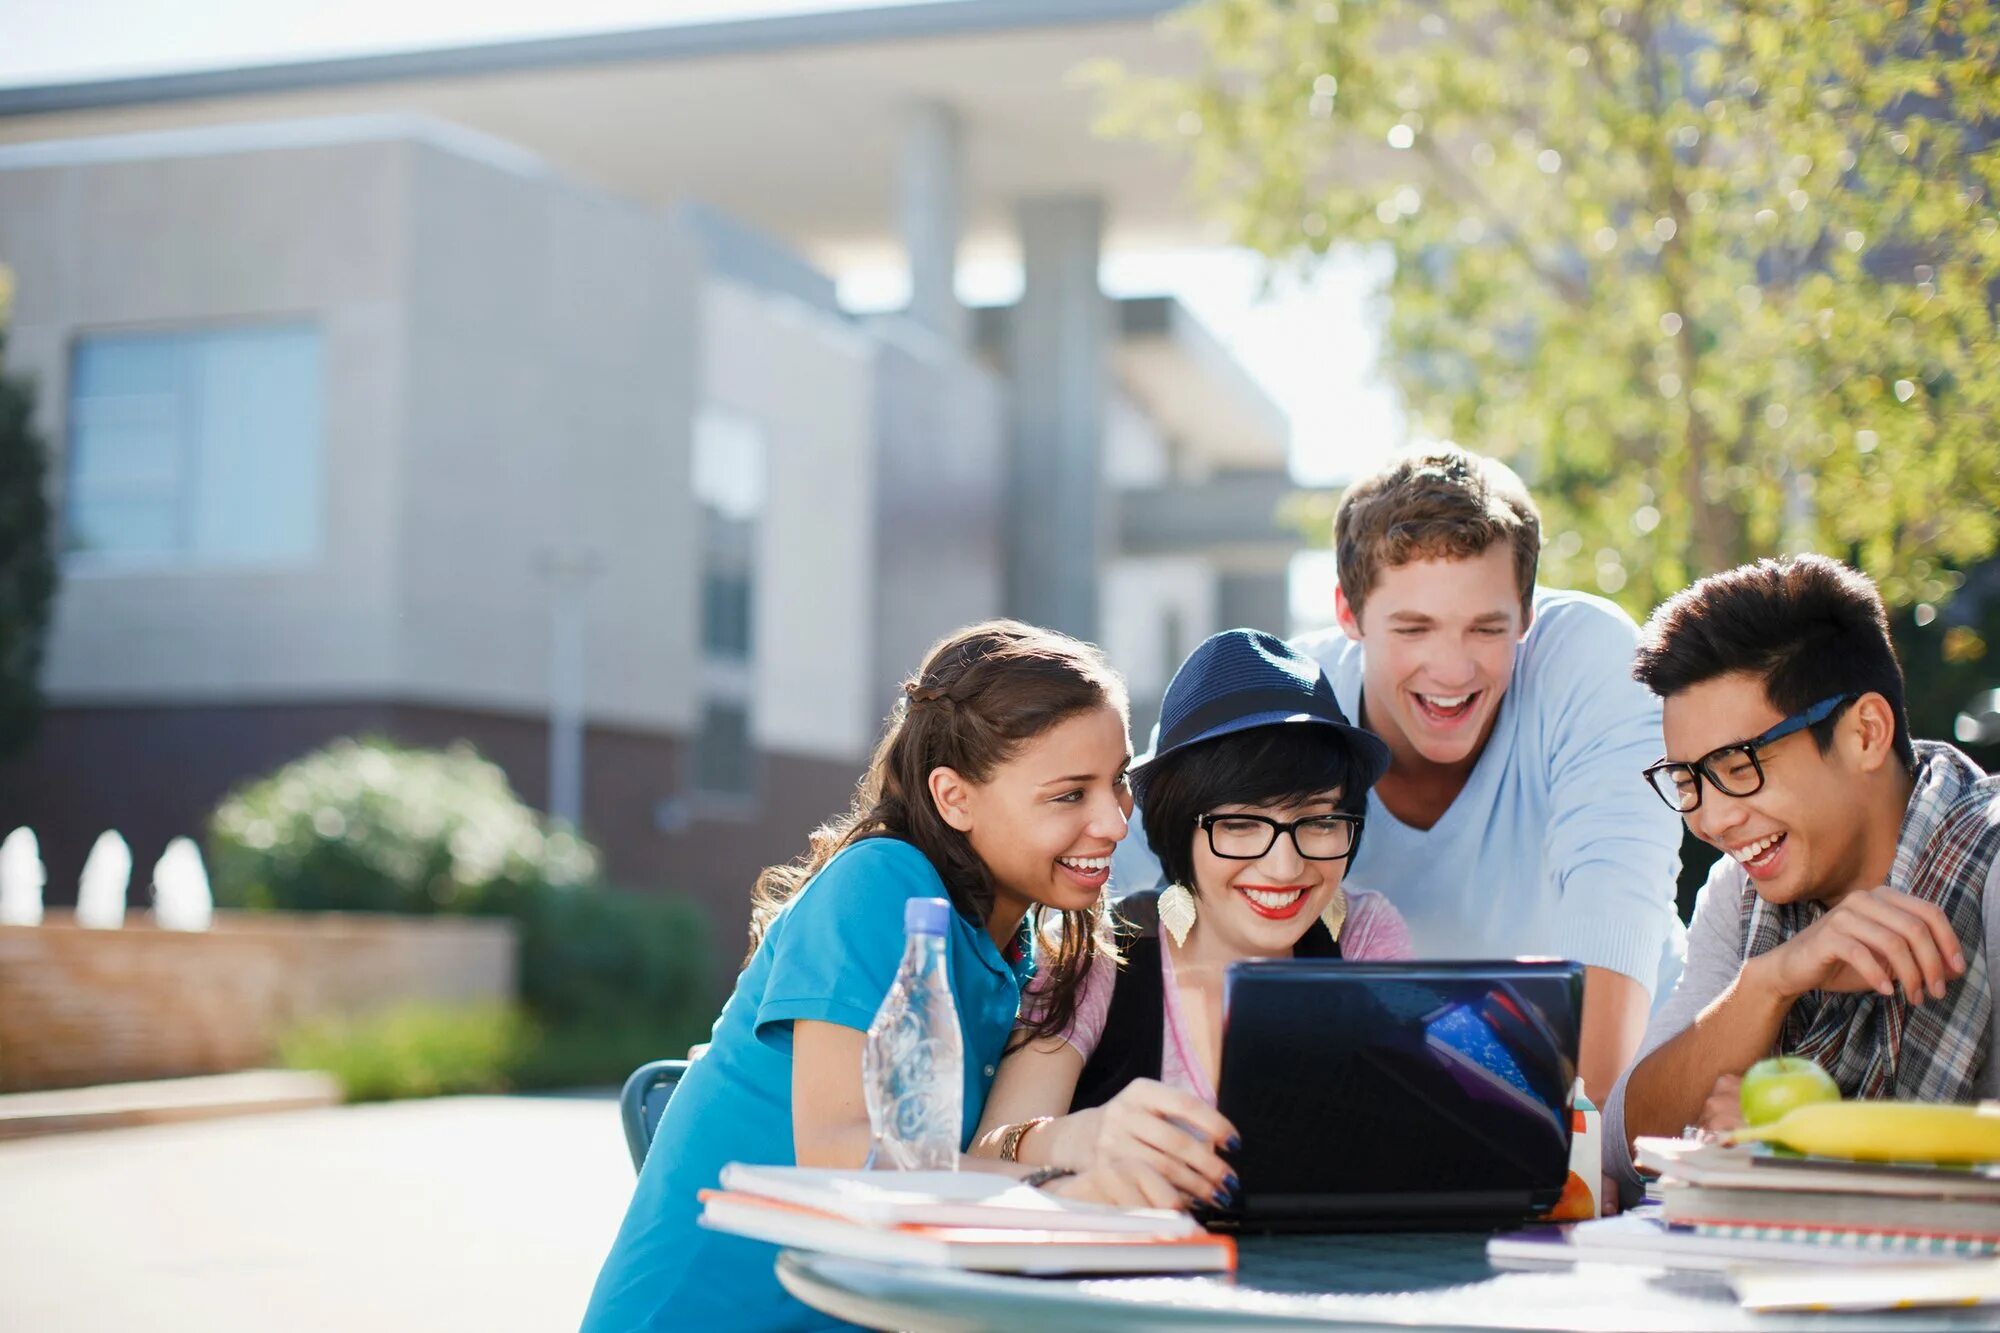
0, 269, 56, 757
1099, 0, 2000, 618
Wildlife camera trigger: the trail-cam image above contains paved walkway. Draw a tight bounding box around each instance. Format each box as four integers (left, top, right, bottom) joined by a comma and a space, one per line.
0, 1093, 635, 1332
0, 1069, 340, 1139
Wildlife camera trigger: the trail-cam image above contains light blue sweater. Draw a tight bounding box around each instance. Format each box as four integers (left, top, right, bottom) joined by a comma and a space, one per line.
1115, 587, 1685, 996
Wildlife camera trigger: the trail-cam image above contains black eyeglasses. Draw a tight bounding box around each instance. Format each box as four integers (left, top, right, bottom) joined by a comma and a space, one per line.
1641, 694, 1858, 813
1195, 812, 1363, 861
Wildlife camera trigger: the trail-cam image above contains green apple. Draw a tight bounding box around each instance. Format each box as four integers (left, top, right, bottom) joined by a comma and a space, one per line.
1740, 1056, 1841, 1127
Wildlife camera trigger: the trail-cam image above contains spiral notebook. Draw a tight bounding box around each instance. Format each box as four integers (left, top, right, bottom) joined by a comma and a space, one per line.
1486, 1211, 1990, 1273
1690, 1220, 1996, 1258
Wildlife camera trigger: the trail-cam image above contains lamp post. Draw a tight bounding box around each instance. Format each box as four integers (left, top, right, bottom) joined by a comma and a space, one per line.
537, 546, 601, 830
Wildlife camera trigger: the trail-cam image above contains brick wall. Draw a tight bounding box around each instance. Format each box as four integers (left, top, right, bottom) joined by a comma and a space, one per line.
0, 701, 863, 959
0, 912, 517, 1092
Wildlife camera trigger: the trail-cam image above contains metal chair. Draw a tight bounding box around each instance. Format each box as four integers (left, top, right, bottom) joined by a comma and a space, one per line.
620, 1058, 690, 1171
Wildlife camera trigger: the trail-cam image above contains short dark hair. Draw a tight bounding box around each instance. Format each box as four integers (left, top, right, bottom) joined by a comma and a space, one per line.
1632, 554, 1914, 769
1135, 724, 1372, 890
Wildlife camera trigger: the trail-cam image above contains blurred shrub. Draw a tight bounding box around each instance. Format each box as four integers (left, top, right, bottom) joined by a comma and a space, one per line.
509, 885, 715, 1089
209, 737, 598, 915
0, 292, 58, 760
277, 1002, 534, 1102
511, 1017, 711, 1092
211, 737, 716, 1092
517, 882, 710, 1031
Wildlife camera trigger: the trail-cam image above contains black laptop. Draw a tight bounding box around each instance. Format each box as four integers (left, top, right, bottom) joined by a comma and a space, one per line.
1206, 959, 1584, 1233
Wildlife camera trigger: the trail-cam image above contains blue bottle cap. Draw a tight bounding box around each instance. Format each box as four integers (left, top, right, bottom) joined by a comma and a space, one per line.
904, 896, 952, 935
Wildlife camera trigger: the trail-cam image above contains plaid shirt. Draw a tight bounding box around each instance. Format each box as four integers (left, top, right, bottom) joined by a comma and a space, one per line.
1740, 741, 2000, 1101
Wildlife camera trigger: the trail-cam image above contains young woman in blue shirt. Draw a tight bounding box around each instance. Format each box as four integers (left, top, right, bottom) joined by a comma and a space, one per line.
580, 621, 1152, 1332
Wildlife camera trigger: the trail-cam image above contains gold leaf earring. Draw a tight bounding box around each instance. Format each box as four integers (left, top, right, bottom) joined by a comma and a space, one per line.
1157, 883, 1197, 948
1320, 884, 1348, 943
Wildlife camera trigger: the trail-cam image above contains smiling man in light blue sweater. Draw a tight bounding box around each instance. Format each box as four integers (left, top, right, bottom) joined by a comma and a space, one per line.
1116, 448, 1684, 1106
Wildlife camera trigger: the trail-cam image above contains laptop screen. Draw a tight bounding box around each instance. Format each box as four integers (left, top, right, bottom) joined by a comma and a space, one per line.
1215, 960, 1583, 1229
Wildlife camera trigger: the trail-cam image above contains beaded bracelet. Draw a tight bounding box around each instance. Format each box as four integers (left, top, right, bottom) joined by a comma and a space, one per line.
1020, 1164, 1076, 1190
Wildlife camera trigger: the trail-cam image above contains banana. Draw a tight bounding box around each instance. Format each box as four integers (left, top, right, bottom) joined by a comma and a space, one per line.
1727, 1100, 2000, 1164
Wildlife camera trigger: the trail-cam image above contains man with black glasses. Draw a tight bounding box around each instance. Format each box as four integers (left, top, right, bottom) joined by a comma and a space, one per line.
1604, 554, 2000, 1205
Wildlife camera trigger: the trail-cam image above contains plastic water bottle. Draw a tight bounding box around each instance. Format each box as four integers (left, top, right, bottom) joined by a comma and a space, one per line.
862, 897, 963, 1171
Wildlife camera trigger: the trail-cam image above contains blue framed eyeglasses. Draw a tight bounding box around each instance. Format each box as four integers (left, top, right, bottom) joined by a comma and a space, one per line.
1641, 693, 1858, 813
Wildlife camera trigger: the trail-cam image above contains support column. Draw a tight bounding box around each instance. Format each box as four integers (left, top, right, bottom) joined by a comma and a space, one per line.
1007, 195, 1107, 640
900, 101, 967, 344
1217, 568, 1291, 640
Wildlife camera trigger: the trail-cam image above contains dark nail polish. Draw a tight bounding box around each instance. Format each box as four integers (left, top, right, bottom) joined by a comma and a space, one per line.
1211, 1187, 1232, 1208
1224, 1173, 1241, 1194
1225, 1135, 1242, 1153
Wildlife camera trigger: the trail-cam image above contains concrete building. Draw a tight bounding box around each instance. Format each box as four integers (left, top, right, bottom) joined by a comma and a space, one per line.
0, 1, 1316, 949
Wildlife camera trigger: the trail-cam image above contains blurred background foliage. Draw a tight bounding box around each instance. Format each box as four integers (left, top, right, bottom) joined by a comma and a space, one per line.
1096, 0, 2000, 622
1094, 0, 2000, 914
0, 268, 57, 761
210, 737, 600, 916
211, 737, 715, 1093
276, 1002, 536, 1104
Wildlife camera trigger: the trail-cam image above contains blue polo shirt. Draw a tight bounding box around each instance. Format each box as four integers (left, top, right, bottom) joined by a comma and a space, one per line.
580, 837, 1030, 1332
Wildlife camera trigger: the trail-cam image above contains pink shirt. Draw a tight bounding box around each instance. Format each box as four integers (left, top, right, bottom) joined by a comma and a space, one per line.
1032, 889, 1413, 1106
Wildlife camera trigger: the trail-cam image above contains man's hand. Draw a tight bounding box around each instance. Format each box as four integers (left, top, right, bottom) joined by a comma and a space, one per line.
1752, 886, 1966, 1005
1695, 1073, 1744, 1134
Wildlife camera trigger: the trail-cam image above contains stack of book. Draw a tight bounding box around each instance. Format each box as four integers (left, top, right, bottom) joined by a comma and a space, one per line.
1640, 1135, 2000, 1260
698, 1165, 1237, 1275
1489, 1136, 2000, 1277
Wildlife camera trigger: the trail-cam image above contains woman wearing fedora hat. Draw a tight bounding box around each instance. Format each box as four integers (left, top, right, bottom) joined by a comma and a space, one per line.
970, 628, 1411, 1211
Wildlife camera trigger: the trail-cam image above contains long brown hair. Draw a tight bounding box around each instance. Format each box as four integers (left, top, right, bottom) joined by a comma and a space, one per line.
746, 620, 1126, 1046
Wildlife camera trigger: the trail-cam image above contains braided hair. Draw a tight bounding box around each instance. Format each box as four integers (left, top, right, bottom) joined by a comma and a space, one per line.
746, 622, 1127, 1039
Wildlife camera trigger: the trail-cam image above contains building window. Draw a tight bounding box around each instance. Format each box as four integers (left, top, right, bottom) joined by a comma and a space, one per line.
693, 409, 765, 661
65, 323, 323, 567
693, 701, 755, 799
701, 566, 753, 660
690, 409, 765, 805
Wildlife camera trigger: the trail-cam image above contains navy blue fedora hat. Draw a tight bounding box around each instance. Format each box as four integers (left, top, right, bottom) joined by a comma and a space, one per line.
1133, 628, 1391, 784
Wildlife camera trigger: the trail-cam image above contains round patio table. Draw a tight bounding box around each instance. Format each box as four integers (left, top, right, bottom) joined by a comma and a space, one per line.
777, 1232, 1997, 1332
